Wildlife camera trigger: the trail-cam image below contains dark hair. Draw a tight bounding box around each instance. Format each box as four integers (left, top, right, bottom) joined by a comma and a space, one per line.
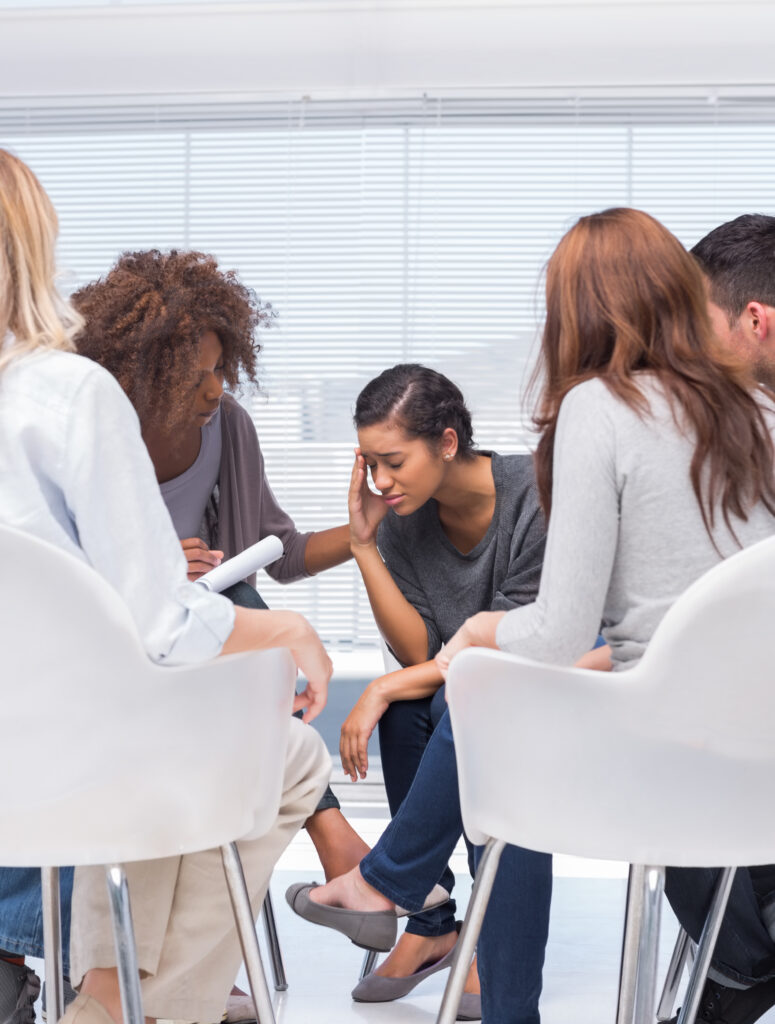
72, 249, 273, 432
691, 214, 775, 321
533, 207, 775, 538
354, 363, 475, 459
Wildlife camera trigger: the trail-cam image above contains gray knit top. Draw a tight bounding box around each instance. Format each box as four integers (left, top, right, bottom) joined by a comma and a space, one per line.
496, 376, 775, 670
377, 452, 546, 663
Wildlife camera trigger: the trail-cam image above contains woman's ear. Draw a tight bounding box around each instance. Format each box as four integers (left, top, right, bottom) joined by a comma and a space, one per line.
441, 427, 458, 461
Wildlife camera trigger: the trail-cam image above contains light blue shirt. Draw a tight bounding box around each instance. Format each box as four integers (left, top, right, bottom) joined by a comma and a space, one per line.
0, 345, 234, 665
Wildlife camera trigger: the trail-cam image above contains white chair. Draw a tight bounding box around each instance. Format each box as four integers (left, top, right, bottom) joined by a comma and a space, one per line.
439, 533, 775, 1024
0, 524, 297, 1024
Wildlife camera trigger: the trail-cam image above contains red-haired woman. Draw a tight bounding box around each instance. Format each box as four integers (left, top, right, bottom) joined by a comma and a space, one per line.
289, 208, 775, 1024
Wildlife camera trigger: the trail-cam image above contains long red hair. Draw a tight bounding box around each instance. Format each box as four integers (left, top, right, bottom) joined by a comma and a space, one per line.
532, 208, 775, 538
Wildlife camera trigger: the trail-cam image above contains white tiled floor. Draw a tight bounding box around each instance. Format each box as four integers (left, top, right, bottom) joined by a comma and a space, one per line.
28, 784, 775, 1023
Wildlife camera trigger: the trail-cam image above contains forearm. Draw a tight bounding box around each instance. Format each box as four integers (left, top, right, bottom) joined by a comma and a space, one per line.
436, 610, 506, 677
339, 659, 443, 781
221, 606, 312, 656
463, 610, 506, 650
353, 542, 429, 664
575, 643, 613, 671
304, 524, 352, 574
371, 659, 444, 704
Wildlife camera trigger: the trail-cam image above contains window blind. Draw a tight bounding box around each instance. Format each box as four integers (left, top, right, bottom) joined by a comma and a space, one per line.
5, 93, 775, 646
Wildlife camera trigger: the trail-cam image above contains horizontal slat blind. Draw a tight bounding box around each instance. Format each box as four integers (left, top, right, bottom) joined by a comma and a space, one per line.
5, 93, 775, 645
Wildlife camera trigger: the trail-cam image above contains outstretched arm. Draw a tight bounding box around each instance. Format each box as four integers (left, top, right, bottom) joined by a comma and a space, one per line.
303, 524, 352, 574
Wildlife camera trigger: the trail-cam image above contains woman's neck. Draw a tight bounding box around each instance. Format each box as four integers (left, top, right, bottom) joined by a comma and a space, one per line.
143, 421, 202, 484
435, 453, 497, 554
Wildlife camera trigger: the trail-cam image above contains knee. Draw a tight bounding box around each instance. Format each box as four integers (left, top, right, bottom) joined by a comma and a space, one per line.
378, 695, 433, 752
286, 717, 331, 801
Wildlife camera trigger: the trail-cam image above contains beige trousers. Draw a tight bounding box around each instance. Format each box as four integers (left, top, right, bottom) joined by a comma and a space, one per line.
69, 719, 331, 1021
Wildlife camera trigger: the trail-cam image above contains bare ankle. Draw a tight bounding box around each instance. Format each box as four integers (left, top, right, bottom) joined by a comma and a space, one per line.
305, 809, 371, 881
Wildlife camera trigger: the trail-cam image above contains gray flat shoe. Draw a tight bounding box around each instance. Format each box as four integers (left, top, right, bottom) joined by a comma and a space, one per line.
351, 921, 462, 1002
285, 881, 450, 953
456, 991, 482, 1020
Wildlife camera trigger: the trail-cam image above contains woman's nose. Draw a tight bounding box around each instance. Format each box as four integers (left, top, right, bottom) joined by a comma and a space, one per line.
205, 373, 223, 400
372, 465, 393, 491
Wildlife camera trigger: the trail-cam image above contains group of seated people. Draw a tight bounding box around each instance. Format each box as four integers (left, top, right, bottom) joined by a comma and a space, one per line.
1, 145, 775, 1024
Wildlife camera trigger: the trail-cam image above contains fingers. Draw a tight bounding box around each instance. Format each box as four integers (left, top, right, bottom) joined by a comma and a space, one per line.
349, 449, 364, 490
349, 453, 367, 517
339, 724, 368, 781
180, 538, 223, 571
293, 689, 323, 724
290, 635, 332, 724
186, 558, 221, 578
435, 646, 451, 680
356, 733, 369, 778
299, 682, 327, 724
293, 685, 326, 724
339, 732, 358, 782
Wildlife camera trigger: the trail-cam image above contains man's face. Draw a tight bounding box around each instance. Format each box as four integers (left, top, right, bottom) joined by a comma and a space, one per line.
706, 299, 739, 350
705, 286, 775, 386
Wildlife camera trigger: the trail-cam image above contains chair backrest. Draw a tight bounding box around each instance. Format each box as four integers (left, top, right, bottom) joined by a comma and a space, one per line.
634, 533, 775, 760
446, 534, 775, 866
0, 524, 296, 866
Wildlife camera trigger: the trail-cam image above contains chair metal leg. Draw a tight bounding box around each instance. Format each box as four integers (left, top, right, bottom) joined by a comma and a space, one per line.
260, 892, 288, 992
221, 843, 275, 1024
360, 949, 378, 980
617, 864, 647, 1024
633, 866, 665, 1024
677, 867, 736, 1024
41, 867, 65, 1024
436, 837, 506, 1024
105, 865, 145, 1024
657, 927, 692, 1021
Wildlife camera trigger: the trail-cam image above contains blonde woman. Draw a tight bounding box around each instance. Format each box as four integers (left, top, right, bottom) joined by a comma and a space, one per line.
0, 148, 332, 1024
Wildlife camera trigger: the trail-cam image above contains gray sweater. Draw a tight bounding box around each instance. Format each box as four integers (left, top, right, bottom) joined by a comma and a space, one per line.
377, 452, 546, 663
214, 394, 312, 584
496, 376, 775, 669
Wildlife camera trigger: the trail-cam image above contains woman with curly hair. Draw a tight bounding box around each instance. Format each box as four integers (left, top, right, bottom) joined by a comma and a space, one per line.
0, 246, 365, 1024
73, 248, 351, 589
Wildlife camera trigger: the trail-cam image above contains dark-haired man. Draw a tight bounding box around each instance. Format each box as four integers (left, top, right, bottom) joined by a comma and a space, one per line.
693, 213, 775, 384
663, 213, 775, 1024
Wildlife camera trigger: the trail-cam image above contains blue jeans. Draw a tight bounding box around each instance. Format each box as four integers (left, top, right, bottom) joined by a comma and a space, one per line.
362, 707, 552, 1024
378, 685, 466, 937
0, 868, 73, 970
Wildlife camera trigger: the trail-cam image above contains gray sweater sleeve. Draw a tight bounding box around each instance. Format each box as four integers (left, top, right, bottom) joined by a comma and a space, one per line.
217, 395, 312, 583
377, 519, 442, 661
495, 381, 617, 663
491, 504, 546, 611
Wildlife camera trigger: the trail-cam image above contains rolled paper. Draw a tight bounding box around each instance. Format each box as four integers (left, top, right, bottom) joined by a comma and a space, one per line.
196, 535, 284, 593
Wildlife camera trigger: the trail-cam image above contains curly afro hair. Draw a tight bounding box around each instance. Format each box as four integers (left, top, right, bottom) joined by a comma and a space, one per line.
72, 249, 273, 432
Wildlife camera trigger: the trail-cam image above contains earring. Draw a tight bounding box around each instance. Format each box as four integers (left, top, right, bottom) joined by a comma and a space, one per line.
444, 453, 453, 461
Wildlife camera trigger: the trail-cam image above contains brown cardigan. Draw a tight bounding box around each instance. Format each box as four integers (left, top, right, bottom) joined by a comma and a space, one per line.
215, 394, 312, 586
